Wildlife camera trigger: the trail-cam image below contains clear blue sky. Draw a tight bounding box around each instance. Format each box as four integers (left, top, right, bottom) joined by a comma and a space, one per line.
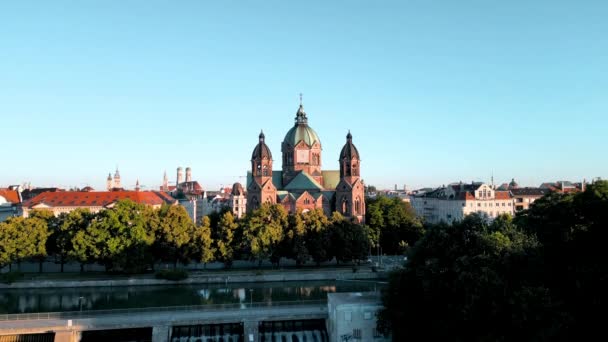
1, 1, 606, 191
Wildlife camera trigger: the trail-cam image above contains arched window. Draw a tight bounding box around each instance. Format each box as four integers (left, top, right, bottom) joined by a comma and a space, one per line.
354, 197, 361, 214
342, 197, 349, 215
262, 164, 269, 176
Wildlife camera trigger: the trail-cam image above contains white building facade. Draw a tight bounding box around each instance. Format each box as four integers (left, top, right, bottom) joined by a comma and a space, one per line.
410, 182, 515, 224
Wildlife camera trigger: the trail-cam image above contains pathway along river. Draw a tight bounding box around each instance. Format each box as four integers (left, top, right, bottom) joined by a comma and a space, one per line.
0, 280, 383, 314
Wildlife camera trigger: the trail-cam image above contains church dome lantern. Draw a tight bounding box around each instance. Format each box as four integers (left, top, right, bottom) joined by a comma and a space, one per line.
251, 130, 273, 160
282, 104, 321, 147
339, 131, 360, 161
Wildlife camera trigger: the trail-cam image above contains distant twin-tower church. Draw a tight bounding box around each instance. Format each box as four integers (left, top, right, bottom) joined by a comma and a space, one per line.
246, 100, 365, 222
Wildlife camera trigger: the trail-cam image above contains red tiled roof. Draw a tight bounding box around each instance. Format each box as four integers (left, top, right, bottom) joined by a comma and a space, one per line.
456, 192, 476, 200
156, 191, 176, 202
494, 191, 512, 200
25, 191, 175, 209
0, 189, 20, 204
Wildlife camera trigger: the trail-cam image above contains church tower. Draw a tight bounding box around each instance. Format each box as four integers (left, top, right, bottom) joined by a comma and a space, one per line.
185, 167, 192, 183
162, 171, 169, 191
335, 131, 365, 223
281, 98, 323, 186
176, 167, 184, 186
106, 173, 112, 191
113, 168, 121, 189
247, 130, 277, 211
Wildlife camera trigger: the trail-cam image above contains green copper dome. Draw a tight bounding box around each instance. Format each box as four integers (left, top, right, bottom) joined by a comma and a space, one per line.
282, 104, 321, 147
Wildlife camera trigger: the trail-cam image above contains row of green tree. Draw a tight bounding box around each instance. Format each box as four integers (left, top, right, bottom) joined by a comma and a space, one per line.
0, 197, 423, 273
379, 180, 608, 341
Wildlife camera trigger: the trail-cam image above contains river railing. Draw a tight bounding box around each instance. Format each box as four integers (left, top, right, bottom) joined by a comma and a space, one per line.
0, 299, 327, 322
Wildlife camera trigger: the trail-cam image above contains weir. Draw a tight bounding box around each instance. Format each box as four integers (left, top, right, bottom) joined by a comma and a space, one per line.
0, 301, 327, 342
171, 323, 244, 342
259, 320, 328, 342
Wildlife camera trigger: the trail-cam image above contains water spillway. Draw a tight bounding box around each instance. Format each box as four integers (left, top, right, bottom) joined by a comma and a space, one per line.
0, 333, 54, 342
171, 323, 244, 342
80, 327, 152, 342
259, 320, 328, 342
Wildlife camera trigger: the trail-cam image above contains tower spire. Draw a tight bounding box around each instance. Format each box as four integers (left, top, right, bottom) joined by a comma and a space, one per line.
299, 93, 303, 106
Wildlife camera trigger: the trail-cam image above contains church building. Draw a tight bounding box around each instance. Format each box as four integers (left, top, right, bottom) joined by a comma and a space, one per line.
246, 101, 365, 222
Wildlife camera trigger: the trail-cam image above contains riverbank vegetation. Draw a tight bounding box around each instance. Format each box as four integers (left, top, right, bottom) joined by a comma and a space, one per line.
0, 197, 422, 274
379, 180, 608, 341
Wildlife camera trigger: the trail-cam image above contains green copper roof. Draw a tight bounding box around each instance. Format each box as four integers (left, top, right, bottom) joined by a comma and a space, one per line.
272, 171, 283, 189
321, 170, 340, 190
248, 169, 340, 190
322, 190, 336, 200
283, 124, 321, 147
284, 172, 323, 191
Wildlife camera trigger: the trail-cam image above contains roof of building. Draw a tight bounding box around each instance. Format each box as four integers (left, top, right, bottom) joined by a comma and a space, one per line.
0, 189, 20, 204
283, 105, 320, 147
417, 183, 512, 201
21, 188, 64, 200
327, 292, 382, 306
510, 188, 551, 197
25, 191, 176, 209
252, 131, 273, 160
284, 171, 324, 191
177, 181, 204, 193
321, 170, 340, 190
232, 182, 245, 196
496, 183, 510, 191
494, 191, 512, 200
247, 170, 341, 192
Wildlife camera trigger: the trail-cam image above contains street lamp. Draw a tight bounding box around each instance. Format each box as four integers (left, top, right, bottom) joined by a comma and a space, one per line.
249, 289, 253, 307
78, 297, 84, 312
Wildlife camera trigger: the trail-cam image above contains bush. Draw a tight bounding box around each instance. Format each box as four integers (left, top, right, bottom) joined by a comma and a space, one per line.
155, 269, 188, 281
1, 271, 24, 284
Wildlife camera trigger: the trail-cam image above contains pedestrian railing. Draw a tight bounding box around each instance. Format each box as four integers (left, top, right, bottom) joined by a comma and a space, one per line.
0, 299, 327, 322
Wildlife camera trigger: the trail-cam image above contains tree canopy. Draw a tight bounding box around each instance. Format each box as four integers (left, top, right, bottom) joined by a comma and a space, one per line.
380, 181, 608, 341
366, 196, 424, 254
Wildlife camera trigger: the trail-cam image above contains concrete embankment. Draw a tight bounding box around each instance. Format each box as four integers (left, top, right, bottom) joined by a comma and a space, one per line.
0, 268, 387, 289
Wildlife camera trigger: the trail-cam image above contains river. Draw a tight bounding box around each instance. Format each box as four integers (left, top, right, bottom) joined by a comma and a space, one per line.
0, 280, 383, 314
